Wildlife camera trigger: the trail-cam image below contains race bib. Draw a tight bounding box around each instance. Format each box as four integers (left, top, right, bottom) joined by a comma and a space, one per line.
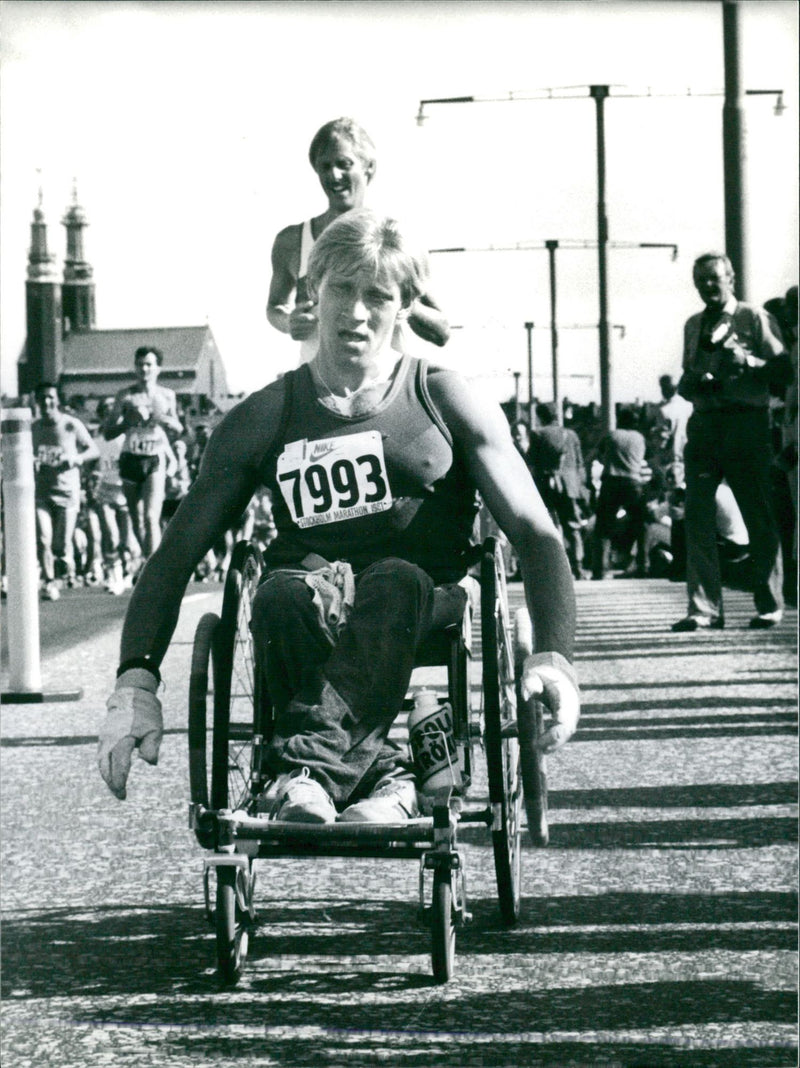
127, 432, 160, 456
36, 445, 65, 467
276, 431, 393, 528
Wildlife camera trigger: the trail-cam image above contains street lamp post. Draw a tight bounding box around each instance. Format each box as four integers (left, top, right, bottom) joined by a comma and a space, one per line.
545, 240, 561, 423
431, 240, 677, 425
723, 0, 747, 298
590, 86, 613, 430
524, 321, 534, 427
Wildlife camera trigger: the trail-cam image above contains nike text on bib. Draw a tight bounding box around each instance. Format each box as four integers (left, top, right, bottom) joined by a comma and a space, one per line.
276, 431, 393, 528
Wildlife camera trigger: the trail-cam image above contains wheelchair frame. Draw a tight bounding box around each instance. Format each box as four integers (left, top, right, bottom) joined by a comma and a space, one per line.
187, 537, 549, 985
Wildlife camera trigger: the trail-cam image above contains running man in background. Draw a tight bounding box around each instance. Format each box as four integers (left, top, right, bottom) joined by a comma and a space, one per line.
32, 383, 99, 600
92, 397, 141, 593
103, 347, 181, 561
103, 347, 183, 443
115, 399, 177, 561
266, 117, 450, 363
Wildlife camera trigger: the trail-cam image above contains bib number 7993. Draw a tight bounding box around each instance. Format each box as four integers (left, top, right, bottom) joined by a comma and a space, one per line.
276, 431, 393, 528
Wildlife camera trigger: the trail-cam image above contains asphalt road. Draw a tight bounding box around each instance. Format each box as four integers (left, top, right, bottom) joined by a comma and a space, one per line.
1, 576, 797, 1068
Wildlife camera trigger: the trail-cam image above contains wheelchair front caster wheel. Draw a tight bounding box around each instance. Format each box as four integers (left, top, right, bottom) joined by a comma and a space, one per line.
430, 870, 456, 982
216, 864, 252, 986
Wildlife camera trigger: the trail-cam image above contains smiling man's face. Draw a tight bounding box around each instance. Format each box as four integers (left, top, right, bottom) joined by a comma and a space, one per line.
694, 259, 735, 312
314, 135, 373, 214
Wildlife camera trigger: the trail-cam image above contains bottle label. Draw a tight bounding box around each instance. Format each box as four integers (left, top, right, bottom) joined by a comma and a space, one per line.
409, 703, 460, 790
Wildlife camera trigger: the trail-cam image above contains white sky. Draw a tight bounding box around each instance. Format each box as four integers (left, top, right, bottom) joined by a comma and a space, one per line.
1, 0, 797, 406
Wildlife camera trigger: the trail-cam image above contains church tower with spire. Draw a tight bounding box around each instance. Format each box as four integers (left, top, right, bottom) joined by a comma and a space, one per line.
61, 181, 96, 334
16, 182, 228, 411
19, 187, 63, 394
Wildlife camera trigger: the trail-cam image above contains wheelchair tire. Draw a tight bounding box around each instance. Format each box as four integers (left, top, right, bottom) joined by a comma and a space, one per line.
481, 539, 522, 927
216, 863, 251, 986
211, 541, 265, 812
188, 611, 220, 847
430, 869, 456, 983
514, 608, 550, 847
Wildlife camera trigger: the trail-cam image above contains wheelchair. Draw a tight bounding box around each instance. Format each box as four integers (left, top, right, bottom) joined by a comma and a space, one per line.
187, 537, 549, 985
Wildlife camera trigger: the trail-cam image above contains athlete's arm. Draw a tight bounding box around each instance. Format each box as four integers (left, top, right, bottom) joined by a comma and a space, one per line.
102, 390, 129, 440
117, 383, 285, 668
73, 418, 100, 466
267, 225, 308, 336
428, 369, 575, 660
152, 387, 184, 437
407, 290, 451, 347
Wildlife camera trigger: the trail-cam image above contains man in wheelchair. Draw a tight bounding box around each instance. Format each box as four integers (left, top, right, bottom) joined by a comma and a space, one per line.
98, 209, 580, 822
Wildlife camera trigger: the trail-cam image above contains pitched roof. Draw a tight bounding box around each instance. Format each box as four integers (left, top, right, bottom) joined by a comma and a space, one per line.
61, 326, 216, 375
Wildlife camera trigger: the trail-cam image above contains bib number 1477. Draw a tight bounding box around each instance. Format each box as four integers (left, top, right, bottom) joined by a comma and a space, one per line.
276, 431, 393, 528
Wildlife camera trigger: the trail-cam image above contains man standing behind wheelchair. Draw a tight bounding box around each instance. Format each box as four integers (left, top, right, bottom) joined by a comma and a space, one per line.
98, 210, 580, 823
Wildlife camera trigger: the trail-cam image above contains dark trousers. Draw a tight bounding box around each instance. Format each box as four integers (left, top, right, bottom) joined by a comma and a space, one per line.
251, 558, 435, 806
540, 479, 585, 577
592, 476, 647, 577
683, 409, 783, 619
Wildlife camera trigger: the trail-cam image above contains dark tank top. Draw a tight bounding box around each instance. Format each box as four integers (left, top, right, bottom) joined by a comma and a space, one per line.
258, 355, 479, 583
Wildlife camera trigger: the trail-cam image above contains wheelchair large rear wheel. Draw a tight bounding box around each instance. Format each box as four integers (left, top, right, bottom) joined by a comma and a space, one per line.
188, 611, 220, 846
211, 541, 265, 811
480, 539, 522, 927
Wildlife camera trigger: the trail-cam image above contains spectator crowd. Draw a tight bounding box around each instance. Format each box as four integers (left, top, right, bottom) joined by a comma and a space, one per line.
502, 279, 797, 617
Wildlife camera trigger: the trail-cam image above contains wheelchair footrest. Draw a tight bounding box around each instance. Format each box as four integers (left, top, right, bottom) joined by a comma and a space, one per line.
221, 810, 436, 845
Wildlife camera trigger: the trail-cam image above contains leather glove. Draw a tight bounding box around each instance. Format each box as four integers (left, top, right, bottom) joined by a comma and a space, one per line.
98, 668, 163, 800
520, 651, 580, 753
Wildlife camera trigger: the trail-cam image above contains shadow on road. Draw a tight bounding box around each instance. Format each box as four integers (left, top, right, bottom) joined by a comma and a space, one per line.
50, 979, 800, 1067
543, 815, 797, 850
2, 890, 796, 1000
548, 781, 798, 808
143, 1035, 799, 1068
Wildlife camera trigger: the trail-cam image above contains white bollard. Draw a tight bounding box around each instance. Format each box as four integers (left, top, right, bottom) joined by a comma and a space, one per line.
1, 407, 43, 693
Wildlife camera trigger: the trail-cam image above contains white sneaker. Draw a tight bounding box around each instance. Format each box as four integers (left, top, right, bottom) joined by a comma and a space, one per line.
264, 768, 337, 824
749, 610, 783, 629
42, 581, 60, 602
338, 775, 419, 823
85, 567, 103, 587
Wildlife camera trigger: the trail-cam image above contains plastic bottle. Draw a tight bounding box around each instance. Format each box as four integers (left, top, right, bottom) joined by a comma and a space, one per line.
408, 688, 462, 794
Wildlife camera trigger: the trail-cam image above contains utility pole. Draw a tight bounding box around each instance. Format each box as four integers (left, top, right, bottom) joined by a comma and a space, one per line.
524, 322, 534, 427
590, 85, 613, 431
722, 0, 747, 298
420, 78, 781, 425
545, 240, 561, 424
432, 241, 675, 425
